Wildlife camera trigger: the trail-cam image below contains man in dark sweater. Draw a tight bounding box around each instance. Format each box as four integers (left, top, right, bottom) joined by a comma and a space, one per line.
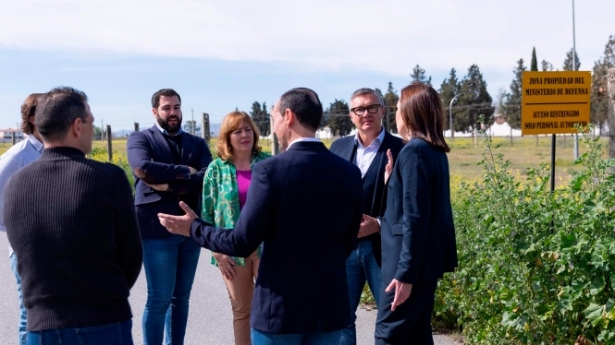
3, 87, 143, 345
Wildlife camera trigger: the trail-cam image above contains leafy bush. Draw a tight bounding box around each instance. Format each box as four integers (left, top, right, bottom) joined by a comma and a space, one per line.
435, 133, 615, 344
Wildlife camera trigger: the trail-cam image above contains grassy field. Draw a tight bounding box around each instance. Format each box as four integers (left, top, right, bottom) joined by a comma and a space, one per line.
0, 134, 604, 186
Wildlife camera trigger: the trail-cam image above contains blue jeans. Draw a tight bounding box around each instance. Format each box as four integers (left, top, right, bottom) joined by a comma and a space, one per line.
340, 238, 382, 345
26, 319, 133, 345
11, 251, 27, 345
251, 328, 344, 345
142, 236, 201, 345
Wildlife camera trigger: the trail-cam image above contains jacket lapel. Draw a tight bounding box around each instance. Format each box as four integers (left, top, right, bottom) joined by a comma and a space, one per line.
340, 137, 357, 162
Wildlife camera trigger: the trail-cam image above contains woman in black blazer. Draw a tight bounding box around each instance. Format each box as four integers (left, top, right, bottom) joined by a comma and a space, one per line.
375, 82, 458, 344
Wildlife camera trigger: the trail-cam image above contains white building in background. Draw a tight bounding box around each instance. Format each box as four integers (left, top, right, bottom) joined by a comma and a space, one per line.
0, 128, 24, 143
316, 127, 334, 139
487, 114, 522, 137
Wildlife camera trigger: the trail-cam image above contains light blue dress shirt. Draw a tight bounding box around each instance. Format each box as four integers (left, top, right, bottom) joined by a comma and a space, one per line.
0, 135, 43, 254
354, 128, 385, 178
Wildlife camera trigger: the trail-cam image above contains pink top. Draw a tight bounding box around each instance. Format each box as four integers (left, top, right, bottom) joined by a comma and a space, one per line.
236, 169, 252, 210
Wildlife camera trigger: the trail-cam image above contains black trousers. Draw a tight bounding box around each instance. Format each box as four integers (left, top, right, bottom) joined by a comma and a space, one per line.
374, 279, 438, 345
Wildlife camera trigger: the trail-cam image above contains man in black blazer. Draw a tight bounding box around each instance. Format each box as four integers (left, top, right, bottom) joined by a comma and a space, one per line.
330, 88, 404, 344
158, 88, 363, 345
126, 88, 212, 344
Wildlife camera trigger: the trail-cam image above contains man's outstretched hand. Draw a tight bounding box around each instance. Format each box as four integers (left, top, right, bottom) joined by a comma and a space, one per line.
158, 201, 198, 237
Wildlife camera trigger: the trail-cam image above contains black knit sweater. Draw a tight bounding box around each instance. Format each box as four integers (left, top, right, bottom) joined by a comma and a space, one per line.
3, 147, 143, 331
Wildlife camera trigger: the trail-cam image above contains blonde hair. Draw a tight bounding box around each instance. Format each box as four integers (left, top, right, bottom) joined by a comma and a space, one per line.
215, 111, 262, 161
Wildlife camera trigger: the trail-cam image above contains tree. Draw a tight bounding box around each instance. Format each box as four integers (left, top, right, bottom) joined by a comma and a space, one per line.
503, 59, 526, 129
563, 48, 581, 71
319, 105, 330, 130
383, 82, 399, 133
454, 65, 494, 132
590, 35, 615, 133
260, 102, 270, 136
410, 64, 432, 86
93, 126, 103, 140
604, 34, 615, 66
249, 101, 270, 136
438, 68, 460, 132
530, 47, 538, 71
374, 87, 387, 131
326, 99, 352, 137
541, 60, 554, 71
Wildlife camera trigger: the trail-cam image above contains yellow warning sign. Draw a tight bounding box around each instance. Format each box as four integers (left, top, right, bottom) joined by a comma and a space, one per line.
521, 71, 591, 135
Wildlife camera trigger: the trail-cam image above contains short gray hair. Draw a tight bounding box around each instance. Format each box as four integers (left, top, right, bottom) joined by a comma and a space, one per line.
350, 88, 385, 106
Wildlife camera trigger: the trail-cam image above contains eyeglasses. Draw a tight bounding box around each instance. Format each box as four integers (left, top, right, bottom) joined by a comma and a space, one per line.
350, 104, 382, 116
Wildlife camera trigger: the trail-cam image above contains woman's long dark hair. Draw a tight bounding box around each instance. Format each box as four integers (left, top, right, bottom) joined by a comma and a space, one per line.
399, 82, 450, 152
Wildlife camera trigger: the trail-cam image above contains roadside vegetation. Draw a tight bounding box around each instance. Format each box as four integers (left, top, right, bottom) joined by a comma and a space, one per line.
2, 134, 612, 343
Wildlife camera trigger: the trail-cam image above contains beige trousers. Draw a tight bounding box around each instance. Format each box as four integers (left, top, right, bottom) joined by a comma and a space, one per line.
222, 250, 260, 345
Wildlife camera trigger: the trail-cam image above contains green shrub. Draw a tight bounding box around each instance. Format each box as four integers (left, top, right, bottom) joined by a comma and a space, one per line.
435, 132, 615, 344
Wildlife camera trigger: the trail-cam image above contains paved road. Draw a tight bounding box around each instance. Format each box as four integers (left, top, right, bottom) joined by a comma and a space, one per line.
0, 235, 459, 344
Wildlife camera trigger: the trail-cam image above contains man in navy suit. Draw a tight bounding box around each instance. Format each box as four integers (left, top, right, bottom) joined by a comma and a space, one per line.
158, 88, 363, 345
127, 88, 212, 345
330, 88, 404, 345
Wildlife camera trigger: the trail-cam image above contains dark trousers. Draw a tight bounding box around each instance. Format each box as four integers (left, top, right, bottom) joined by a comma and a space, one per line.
375, 280, 438, 345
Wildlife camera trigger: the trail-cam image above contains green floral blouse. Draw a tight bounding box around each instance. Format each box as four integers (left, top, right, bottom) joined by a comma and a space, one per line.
201, 151, 272, 266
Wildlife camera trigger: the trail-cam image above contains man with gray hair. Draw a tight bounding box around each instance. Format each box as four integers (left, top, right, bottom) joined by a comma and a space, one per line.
3, 87, 142, 345
330, 87, 404, 344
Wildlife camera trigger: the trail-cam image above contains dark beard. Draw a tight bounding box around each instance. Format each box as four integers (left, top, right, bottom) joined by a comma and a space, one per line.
156, 115, 182, 135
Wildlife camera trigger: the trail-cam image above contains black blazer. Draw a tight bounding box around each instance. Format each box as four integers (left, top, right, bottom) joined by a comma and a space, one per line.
127, 126, 212, 239
330, 131, 405, 266
380, 137, 457, 286
188, 141, 363, 334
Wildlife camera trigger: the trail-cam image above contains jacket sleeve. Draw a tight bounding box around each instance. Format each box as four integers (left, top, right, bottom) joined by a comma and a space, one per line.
200, 163, 217, 224
395, 145, 431, 284
167, 138, 212, 196
189, 162, 272, 257
111, 167, 143, 289
126, 131, 191, 184
344, 166, 363, 257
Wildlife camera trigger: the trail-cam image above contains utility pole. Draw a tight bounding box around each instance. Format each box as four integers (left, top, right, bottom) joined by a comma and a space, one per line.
572, 0, 579, 160
202, 113, 210, 142
106, 125, 112, 161
270, 119, 279, 155
191, 108, 195, 135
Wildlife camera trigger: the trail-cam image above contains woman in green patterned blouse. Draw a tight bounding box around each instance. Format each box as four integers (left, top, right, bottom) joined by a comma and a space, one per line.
201, 111, 271, 345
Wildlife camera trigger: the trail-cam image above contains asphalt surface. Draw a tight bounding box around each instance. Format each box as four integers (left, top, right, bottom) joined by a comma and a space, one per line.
0, 234, 460, 344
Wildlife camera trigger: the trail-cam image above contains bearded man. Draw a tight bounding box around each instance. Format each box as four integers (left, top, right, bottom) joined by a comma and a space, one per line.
127, 88, 212, 345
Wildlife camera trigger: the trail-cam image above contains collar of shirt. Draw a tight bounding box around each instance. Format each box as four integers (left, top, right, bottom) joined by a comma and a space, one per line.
155, 123, 183, 137
354, 127, 385, 150
27, 134, 43, 153
286, 137, 321, 150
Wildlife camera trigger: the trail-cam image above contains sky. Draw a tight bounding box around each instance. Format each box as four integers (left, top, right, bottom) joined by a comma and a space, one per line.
1, 0, 614, 131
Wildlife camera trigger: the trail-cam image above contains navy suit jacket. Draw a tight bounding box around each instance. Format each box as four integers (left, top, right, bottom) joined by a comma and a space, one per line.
380, 137, 457, 286
330, 131, 405, 266
189, 141, 363, 334
127, 126, 212, 239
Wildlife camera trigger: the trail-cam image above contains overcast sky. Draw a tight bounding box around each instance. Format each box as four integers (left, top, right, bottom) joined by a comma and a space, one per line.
1, 0, 614, 131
